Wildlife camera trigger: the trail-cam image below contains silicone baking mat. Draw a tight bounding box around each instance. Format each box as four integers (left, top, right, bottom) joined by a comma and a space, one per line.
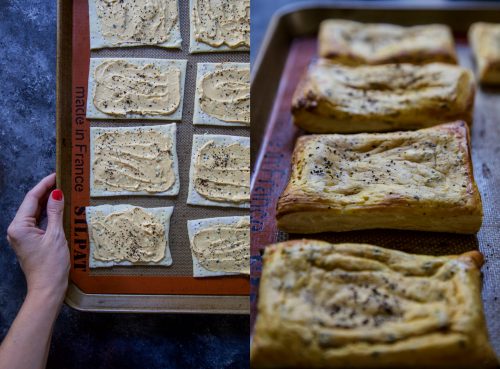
250, 27, 500, 354
69, 0, 249, 295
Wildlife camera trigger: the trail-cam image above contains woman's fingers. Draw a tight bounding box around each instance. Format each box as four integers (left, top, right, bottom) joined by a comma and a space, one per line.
45, 189, 64, 236
14, 173, 56, 224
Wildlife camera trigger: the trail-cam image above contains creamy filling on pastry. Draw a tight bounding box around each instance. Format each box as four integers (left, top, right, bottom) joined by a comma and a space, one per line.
199, 67, 250, 124
193, 0, 250, 48
95, 0, 178, 45
93, 128, 175, 193
295, 128, 470, 207
91, 207, 166, 262
194, 141, 250, 203
93, 60, 180, 116
192, 217, 250, 274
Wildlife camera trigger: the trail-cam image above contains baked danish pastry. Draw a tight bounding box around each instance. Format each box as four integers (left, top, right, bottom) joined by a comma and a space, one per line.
319, 19, 457, 65
276, 122, 482, 234
292, 59, 475, 133
469, 22, 500, 84
251, 240, 498, 369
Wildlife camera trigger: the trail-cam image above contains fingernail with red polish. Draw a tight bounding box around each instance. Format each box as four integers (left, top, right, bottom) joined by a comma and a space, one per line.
52, 189, 63, 201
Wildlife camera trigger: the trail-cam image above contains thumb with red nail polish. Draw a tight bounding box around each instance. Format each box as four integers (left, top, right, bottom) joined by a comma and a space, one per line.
46, 189, 64, 235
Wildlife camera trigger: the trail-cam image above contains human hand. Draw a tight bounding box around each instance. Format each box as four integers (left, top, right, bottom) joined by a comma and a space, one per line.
6, 173, 70, 302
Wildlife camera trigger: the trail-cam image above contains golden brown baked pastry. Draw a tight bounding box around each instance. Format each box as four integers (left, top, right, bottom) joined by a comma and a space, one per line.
319, 19, 457, 65
251, 240, 498, 369
292, 59, 475, 133
468, 22, 500, 84
276, 122, 482, 234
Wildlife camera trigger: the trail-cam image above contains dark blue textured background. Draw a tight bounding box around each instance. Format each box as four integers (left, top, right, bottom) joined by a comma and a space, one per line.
0, 1, 248, 368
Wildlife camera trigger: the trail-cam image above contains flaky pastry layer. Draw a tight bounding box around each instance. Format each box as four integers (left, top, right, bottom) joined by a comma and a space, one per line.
277, 122, 482, 234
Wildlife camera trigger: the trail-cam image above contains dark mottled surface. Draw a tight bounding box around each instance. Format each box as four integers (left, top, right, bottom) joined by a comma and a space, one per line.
0, 1, 248, 368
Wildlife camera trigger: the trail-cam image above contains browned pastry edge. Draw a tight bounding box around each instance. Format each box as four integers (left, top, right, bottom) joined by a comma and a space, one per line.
321, 47, 458, 66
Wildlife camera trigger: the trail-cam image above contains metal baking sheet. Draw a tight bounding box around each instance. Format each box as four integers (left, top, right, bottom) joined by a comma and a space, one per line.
250, 1, 500, 353
57, 0, 249, 313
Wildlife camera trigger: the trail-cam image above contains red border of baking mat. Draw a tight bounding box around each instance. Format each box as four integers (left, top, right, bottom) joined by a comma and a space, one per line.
250, 38, 316, 320
70, 0, 249, 295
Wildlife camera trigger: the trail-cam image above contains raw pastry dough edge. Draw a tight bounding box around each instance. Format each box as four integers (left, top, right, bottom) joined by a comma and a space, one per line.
187, 134, 250, 209
88, 0, 182, 50
89, 123, 180, 197
186, 215, 249, 278
86, 58, 187, 120
86, 204, 174, 268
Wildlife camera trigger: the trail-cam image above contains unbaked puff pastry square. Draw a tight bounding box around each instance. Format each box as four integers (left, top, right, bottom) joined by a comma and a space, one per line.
86, 58, 187, 120
193, 63, 250, 127
90, 124, 179, 197
469, 22, 500, 84
251, 240, 498, 369
189, 0, 250, 53
86, 205, 174, 268
88, 0, 182, 49
187, 216, 250, 277
276, 121, 483, 234
187, 134, 250, 208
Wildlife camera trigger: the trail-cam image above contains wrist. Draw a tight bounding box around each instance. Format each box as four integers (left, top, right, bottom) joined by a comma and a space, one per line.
21, 287, 65, 331
27, 281, 68, 307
